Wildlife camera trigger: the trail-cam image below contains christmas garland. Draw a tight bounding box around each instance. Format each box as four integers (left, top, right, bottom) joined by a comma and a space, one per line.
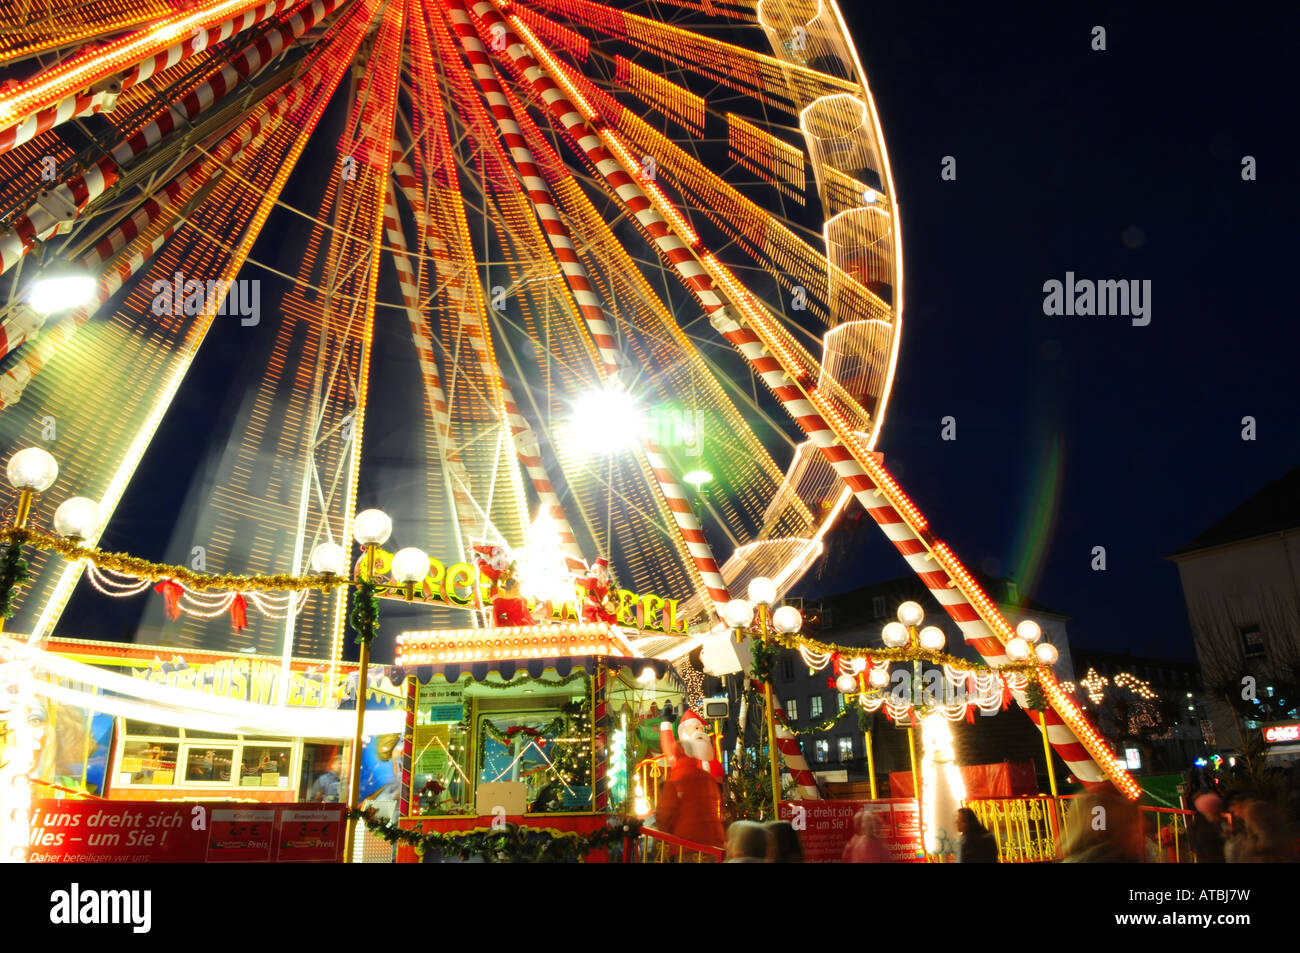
783, 701, 861, 737
350, 808, 642, 863
749, 638, 776, 683
482, 715, 565, 748
767, 630, 1044, 676
349, 580, 381, 646
469, 671, 591, 692
0, 537, 30, 620
0, 526, 339, 593
1025, 679, 1048, 712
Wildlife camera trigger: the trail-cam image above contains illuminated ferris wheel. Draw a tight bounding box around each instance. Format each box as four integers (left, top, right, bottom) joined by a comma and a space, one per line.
0, 0, 902, 650
0, 0, 1131, 793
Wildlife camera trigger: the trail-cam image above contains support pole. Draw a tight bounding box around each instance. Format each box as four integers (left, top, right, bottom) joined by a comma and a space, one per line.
343, 543, 377, 863
759, 609, 782, 817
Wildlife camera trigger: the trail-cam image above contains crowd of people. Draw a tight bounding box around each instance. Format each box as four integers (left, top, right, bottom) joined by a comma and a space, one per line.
717, 779, 1300, 862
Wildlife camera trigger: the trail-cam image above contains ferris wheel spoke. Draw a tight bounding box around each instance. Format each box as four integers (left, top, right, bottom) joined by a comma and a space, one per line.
0, 0, 320, 156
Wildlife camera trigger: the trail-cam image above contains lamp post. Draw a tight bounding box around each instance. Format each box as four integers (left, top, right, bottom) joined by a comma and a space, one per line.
721, 575, 800, 818
882, 600, 947, 860
316, 512, 430, 862
324, 508, 435, 864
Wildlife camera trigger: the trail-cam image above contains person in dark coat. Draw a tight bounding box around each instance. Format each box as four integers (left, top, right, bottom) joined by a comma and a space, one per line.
1187, 792, 1226, 863
955, 808, 999, 863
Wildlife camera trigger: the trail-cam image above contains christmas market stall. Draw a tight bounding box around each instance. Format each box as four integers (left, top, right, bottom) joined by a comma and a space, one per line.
384, 625, 683, 862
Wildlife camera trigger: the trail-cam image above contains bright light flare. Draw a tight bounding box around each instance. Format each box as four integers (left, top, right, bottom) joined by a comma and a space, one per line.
516, 511, 578, 605
920, 709, 966, 856
570, 388, 645, 454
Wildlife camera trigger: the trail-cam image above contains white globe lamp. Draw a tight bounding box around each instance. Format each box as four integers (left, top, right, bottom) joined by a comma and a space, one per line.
772, 605, 802, 634
6, 447, 58, 492
918, 625, 946, 651
310, 541, 348, 576
896, 600, 924, 627
391, 547, 431, 583
747, 576, 777, 606
722, 599, 754, 630
881, 621, 909, 648
1016, 619, 1042, 644
352, 509, 392, 546
52, 496, 99, 541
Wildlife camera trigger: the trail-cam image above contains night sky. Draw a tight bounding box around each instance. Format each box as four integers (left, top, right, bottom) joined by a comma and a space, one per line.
796, 3, 1297, 660
59, 3, 1297, 662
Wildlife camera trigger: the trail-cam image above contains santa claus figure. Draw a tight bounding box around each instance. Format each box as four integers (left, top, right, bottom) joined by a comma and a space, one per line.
576, 557, 618, 624
472, 542, 511, 596
489, 571, 550, 628
653, 701, 725, 848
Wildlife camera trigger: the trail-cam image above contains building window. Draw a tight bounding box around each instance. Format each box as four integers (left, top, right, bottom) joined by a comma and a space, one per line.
1241, 626, 1266, 660
837, 736, 854, 761
813, 739, 830, 763
872, 596, 886, 619
810, 695, 823, 720
781, 658, 794, 682
786, 699, 798, 722
837, 693, 846, 714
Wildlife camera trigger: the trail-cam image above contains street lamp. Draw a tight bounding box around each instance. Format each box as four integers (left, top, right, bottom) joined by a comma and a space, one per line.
724, 578, 798, 816
319, 514, 430, 863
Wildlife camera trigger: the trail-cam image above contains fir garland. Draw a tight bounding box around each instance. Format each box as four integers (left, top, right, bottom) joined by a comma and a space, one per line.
482, 715, 565, 747
1025, 678, 1048, 712
350, 808, 641, 863
349, 580, 381, 646
783, 700, 860, 737
0, 537, 30, 620
749, 638, 776, 684
470, 671, 590, 692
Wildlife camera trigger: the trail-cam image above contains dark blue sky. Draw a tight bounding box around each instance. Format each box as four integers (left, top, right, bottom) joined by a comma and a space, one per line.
810, 3, 1297, 659
59, 2, 1296, 663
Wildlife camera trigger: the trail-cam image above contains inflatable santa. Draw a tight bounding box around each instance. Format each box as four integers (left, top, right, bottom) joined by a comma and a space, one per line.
576, 557, 618, 624
653, 701, 725, 848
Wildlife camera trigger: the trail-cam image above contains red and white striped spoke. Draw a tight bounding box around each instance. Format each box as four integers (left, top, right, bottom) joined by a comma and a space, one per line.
389, 149, 587, 571
107, 0, 343, 167
770, 700, 820, 800
0, 0, 303, 155
446, 1, 619, 379
476, 1, 1126, 794
381, 186, 481, 539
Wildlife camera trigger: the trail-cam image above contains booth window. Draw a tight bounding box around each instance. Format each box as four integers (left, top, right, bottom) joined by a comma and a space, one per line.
239, 746, 292, 787
184, 747, 234, 783
116, 721, 296, 790
120, 739, 179, 786
476, 700, 593, 814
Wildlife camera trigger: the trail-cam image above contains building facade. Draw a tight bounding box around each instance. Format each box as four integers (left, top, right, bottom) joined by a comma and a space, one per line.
1169, 467, 1300, 763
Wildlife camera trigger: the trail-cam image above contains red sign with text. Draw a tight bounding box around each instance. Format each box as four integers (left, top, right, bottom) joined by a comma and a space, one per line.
28, 800, 344, 863
780, 798, 924, 863
1263, 722, 1300, 744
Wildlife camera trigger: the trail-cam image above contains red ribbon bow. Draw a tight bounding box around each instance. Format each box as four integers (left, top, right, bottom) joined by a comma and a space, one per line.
230, 592, 248, 631
154, 579, 183, 620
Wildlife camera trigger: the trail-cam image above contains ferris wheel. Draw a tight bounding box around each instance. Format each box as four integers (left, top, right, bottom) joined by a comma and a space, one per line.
0, 0, 1133, 794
